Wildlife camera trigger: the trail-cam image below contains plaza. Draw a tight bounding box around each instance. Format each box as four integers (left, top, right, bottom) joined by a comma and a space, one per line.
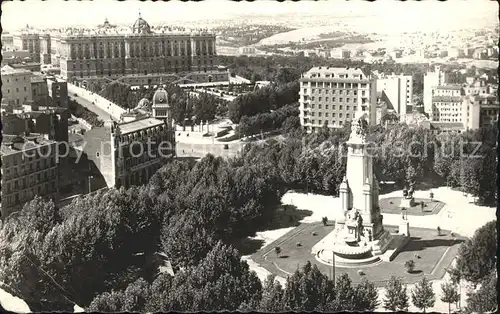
241, 186, 495, 313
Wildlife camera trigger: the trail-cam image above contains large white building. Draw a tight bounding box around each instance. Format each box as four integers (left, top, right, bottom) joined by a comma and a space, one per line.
375, 73, 413, 116
299, 66, 377, 132
423, 65, 449, 114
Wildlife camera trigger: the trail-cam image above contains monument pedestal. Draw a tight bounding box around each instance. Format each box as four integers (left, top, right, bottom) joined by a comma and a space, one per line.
399, 219, 410, 236
400, 197, 415, 208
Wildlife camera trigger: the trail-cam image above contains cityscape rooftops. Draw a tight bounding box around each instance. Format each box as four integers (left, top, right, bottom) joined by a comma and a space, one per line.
1, 134, 56, 156
0, 65, 32, 75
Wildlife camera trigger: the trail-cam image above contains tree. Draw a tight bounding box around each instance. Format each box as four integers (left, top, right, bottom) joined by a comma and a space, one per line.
258, 275, 284, 312
322, 216, 328, 226
411, 277, 435, 313
383, 276, 409, 311
455, 220, 497, 284
464, 270, 498, 314
354, 278, 379, 311
333, 273, 356, 311
446, 267, 462, 309
282, 261, 334, 311
440, 281, 459, 314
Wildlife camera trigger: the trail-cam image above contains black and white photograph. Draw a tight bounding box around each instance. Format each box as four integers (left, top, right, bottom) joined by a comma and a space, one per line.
0, 0, 498, 312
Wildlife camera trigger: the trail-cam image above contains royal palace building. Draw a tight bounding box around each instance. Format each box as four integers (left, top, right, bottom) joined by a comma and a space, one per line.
13, 14, 228, 86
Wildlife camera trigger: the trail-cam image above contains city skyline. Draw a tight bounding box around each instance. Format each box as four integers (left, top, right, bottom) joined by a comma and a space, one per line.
1, 0, 497, 31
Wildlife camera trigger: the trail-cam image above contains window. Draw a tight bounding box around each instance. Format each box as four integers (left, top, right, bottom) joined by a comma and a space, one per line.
325, 105, 329, 109
16, 88, 19, 92
318, 104, 322, 109
318, 112, 322, 117
326, 97, 329, 102
339, 105, 343, 110
325, 112, 329, 117
339, 113, 343, 118
339, 98, 343, 102
346, 106, 350, 110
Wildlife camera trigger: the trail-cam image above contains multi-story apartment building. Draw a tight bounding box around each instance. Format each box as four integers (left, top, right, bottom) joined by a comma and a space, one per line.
1, 107, 70, 143
299, 66, 377, 132
423, 65, 449, 114
83, 85, 176, 189
463, 94, 499, 130
31, 74, 49, 106
375, 73, 413, 116
46, 76, 69, 108
0, 134, 59, 219
430, 85, 463, 123
12, 31, 41, 62
1, 66, 32, 106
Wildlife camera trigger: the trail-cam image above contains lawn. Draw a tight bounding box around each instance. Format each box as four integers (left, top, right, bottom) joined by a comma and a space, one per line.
379, 197, 445, 216
252, 223, 464, 287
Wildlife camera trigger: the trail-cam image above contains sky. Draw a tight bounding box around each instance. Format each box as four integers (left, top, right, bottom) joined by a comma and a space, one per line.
1, 0, 497, 31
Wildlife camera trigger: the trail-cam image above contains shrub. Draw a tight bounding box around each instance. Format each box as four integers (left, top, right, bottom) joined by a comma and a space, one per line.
405, 260, 416, 273
322, 216, 328, 226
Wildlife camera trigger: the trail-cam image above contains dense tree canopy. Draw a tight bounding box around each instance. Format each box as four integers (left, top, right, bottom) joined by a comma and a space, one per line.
455, 220, 497, 284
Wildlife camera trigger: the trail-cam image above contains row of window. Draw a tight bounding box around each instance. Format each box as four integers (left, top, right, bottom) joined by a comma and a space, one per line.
304, 119, 345, 126
2, 182, 56, 207
3, 76, 28, 83
305, 96, 361, 103
4, 169, 57, 193
3, 155, 55, 169
305, 88, 364, 96
304, 82, 366, 89
4, 87, 28, 93
304, 111, 350, 118
304, 103, 356, 110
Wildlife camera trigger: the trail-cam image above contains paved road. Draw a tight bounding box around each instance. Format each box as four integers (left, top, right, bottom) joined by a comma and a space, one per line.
70, 94, 112, 122
176, 142, 241, 159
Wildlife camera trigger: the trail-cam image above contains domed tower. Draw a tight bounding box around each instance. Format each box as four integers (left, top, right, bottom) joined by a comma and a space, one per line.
152, 85, 172, 126
131, 12, 152, 34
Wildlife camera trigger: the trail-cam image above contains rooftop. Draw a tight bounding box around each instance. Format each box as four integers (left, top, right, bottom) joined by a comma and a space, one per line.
432, 96, 462, 102
31, 75, 46, 83
304, 66, 368, 77
1, 65, 31, 75
430, 122, 464, 130
1, 134, 55, 155
117, 117, 165, 135
435, 85, 462, 91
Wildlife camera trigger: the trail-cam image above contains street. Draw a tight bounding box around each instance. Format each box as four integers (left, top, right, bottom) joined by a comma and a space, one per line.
70, 94, 113, 122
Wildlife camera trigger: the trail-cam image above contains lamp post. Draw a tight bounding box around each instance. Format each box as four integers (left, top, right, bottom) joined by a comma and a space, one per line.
88, 175, 93, 194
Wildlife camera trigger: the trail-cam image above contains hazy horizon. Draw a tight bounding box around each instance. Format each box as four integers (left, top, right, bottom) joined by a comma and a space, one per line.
1, 0, 497, 32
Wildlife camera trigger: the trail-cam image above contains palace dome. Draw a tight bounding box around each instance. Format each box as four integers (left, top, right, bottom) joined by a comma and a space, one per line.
153, 87, 169, 107
132, 14, 152, 34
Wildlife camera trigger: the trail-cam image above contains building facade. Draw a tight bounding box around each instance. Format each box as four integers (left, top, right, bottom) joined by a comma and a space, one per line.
423, 65, 449, 114
83, 86, 176, 190
12, 31, 41, 62
463, 94, 499, 130
430, 85, 463, 123
299, 66, 377, 132
376, 73, 413, 116
1, 66, 33, 106
0, 134, 59, 219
